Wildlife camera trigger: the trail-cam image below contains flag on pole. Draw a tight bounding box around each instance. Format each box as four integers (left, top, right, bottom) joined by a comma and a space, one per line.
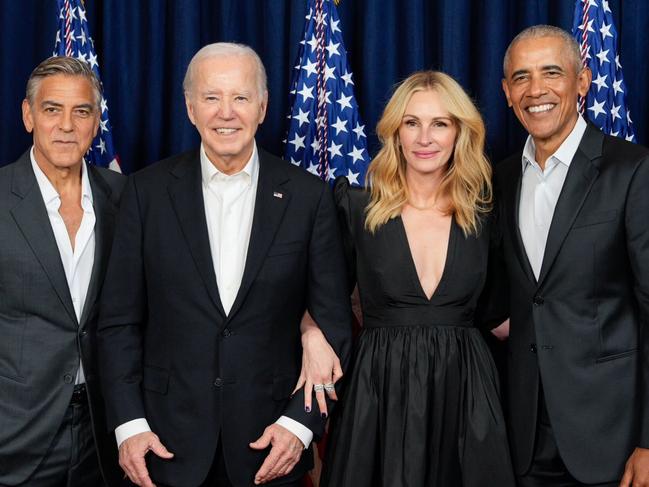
54, 0, 121, 170
285, 0, 370, 187
572, 0, 636, 142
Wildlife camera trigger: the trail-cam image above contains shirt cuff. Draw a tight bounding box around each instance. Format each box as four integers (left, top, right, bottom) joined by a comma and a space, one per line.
115, 418, 151, 447
275, 415, 313, 449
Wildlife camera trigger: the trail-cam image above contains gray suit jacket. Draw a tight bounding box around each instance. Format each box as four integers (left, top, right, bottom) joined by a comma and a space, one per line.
0, 151, 125, 485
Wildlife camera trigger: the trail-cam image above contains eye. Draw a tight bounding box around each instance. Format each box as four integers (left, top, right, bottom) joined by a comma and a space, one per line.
403, 119, 418, 127
235, 95, 249, 102
433, 120, 449, 128
44, 107, 59, 114
205, 95, 219, 102
513, 74, 528, 83
75, 109, 91, 117
546, 70, 561, 78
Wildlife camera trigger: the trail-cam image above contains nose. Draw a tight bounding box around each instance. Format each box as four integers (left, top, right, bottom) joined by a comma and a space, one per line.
59, 110, 74, 132
528, 74, 547, 97
218, 98, 234, 119
417, 127, 433, 146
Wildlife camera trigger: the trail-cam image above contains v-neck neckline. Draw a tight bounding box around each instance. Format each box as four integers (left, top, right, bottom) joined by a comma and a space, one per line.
396, 213, 456, 302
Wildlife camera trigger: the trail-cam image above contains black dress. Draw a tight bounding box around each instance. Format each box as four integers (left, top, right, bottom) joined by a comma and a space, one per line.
321, 178, 514, 487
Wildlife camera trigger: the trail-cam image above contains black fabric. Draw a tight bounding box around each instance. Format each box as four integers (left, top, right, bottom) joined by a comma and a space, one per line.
494, 124, 649, 483
320, 178, 514, 487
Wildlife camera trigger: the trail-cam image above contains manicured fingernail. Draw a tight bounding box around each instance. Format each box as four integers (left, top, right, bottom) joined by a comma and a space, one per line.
305, 406, 311, 413
321, 412, 328, 419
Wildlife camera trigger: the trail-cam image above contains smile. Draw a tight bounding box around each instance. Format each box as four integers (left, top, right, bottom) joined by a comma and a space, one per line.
214, 128, 238, 135
527, 104, 555, 114
413, 151, 439, 158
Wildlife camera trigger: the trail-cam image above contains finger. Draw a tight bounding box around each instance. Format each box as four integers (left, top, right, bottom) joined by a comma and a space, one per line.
292, 372, 306, 396
332, 358, 344, 382
131, 456, 156, 487
249, 429, 272, 450
303, 380, 313, 413
619, 465, 633, 487
254, 448, 282, 484
149, 438, 174, 459
325, 384, 338, 402
315, 388, 328, 418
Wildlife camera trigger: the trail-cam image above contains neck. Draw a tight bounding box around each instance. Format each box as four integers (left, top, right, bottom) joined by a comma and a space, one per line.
206, 147, 253, 176
34, 158, 83, 195
532, 114, 579, 170
405, 167, 445, 210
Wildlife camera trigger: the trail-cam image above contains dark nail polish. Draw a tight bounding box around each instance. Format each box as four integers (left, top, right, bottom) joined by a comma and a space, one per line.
321, 412, 328, 419
305, 406, 311, 413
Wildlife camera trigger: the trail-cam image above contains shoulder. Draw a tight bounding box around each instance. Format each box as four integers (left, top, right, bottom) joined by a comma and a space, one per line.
493, 152, 521, 182
130, 149, 199, 188
599, 133, 649, 170
333, 175, 369, 211
259, 148, 326, 195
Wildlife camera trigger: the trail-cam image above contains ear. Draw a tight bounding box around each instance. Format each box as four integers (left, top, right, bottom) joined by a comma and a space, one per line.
92, 113, 100, 139
184, 93, 197, 126
501, 79, 513, 108
22, 99, 34, 133
577, 66, 592, 98
257, 90, 268, 125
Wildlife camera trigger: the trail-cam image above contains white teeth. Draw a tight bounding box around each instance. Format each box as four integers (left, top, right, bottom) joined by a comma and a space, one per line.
216, 128, 237, 135
528, 104, 554, 113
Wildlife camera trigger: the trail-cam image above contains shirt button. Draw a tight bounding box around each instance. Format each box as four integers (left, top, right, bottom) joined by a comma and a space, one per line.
214, 378, 223, 387
63, 374, 74, 384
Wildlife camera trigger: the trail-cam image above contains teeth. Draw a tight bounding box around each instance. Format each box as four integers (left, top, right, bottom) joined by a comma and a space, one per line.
528, 104, 554, 113
216, 128, 237, 135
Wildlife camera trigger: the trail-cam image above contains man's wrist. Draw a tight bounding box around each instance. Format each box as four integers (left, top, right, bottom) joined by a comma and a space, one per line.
275, 416, 313, 448
115, 418, 152, 447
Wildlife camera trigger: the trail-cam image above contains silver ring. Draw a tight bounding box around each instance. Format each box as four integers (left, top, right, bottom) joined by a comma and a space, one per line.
324, 383, 335, 392
313, 384, 325, 392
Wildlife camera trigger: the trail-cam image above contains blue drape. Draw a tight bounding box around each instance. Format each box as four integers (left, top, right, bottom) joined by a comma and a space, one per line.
1, 1, 647, 173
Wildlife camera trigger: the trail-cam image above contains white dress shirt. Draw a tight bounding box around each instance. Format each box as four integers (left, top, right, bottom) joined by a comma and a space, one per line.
115, 143, 313, 449
519, 116, 587, 279
30, 148, 96, 385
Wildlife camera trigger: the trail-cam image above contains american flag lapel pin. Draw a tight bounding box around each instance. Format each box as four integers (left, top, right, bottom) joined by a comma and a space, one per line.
273, 191, 283, 199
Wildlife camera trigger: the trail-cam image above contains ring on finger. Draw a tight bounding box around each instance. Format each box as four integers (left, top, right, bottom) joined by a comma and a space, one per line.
314, 384, 325, 392
324, 383, 335, 392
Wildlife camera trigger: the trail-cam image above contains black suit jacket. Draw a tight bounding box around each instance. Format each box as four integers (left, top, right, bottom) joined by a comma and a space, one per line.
0, 151, 125, 486
97, 148, 352, 487
494, 124, 649, 483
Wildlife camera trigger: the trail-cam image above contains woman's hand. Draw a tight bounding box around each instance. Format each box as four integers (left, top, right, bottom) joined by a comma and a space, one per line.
295, 311, 343, 418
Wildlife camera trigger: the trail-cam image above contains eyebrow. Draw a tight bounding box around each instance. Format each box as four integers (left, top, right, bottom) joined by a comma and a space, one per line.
41, 100, 95, 110
402, 114, 452, 121
510, 64, 566, 79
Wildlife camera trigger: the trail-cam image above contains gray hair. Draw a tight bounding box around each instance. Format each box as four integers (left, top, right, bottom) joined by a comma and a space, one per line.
183, 42, 268, 97
503, 25, 583, 77
26, 56, 102, 109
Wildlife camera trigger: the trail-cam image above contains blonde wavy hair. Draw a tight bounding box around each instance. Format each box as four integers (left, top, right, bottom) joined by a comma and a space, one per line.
365, 71, 492, 236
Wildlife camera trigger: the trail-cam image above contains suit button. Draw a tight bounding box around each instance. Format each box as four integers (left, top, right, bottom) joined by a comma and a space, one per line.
530, 344, 537, 353
213, 378, 223, 387
63, 373, 74, 384
80, 330, 88, 337
222, 328, 231, 338
533, 295, 544, 306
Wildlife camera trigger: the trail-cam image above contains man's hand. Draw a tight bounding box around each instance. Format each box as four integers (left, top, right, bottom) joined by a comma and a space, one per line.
491, 318, 510, 341
620, 447, 649, 487
249, 424, 304, 485
119, 431, 174, 487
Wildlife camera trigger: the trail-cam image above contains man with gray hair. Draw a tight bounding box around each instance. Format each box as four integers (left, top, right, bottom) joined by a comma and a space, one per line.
496, 24, 649, 486
0, 56, 125, 486
98, 42, 352, 487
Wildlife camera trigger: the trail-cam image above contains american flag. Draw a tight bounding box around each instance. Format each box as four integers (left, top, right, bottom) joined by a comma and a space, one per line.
54, 0, 121, 171
285, 0, 370, 187
572, 0, 636, 142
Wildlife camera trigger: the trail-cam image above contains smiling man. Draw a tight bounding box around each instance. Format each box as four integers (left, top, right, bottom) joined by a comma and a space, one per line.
0, 57, 125, 486
495, 25, 649, 486
97, 43, 351, 487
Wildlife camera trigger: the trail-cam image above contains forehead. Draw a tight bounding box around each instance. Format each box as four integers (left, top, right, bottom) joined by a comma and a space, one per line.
193, 54, 258, 92
404, 89, 449, 116
35, 74, 96, 104
507, 36, 573, 74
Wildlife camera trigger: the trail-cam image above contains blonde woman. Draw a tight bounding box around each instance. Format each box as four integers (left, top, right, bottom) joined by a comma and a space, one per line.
307, 71, 514, 486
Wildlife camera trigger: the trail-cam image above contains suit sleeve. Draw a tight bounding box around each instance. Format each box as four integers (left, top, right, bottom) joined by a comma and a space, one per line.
97, 175, 149, 432
625, 156, 649, 448
281, 181, 353, 440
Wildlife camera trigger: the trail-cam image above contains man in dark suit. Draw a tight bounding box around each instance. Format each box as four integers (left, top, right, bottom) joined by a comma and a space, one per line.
97, 43, 352, 487
496, 25, 649, 486
0, 57, 125, 486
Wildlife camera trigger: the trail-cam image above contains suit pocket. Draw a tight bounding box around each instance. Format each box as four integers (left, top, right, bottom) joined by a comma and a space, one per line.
595, 348, 637, 363
143, 365, 169, 394
572, 209, 618, 229
267, 241, 304, 257
273, 376, 296, 401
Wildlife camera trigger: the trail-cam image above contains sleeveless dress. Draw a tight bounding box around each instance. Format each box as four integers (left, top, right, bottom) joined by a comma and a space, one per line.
321, 178, 514, 487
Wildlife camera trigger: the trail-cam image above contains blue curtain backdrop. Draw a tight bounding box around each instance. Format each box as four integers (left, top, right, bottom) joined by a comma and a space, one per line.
1, 1, 647, 173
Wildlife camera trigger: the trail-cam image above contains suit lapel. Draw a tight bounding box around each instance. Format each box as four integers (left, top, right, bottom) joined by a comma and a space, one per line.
9, 154, 78, 325
227, 151, 290, 321
504, 159, 537, 285
79, 165, 118, 328
167, 152, 226, 318
536, 125, 602, 287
